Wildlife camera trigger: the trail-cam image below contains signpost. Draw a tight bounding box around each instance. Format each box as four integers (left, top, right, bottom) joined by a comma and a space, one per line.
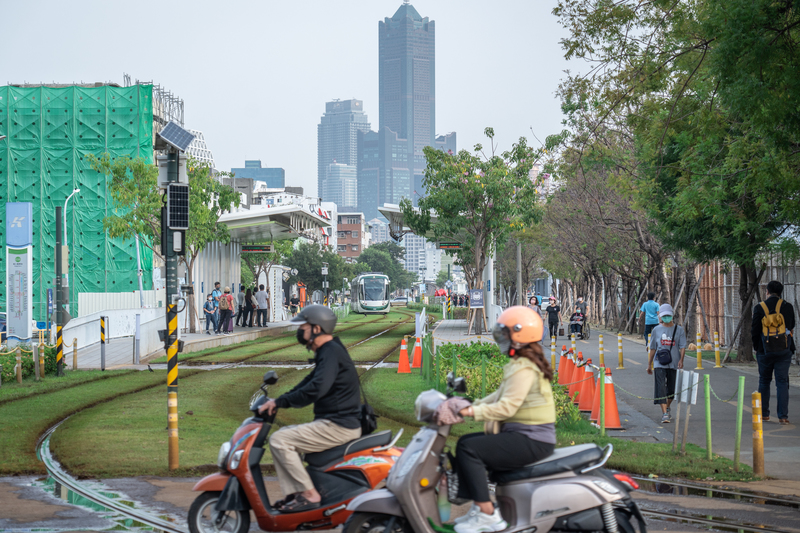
242, 244, 274, 254
5, 203, 33, 347
467, 287, 488, 335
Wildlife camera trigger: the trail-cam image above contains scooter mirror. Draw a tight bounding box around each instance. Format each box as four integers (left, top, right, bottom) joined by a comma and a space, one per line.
263, 371, 279, 385
453, 377, 467, 394
446, 371, 455, 387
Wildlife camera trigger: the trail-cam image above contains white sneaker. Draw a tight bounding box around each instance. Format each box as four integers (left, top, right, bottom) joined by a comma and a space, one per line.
454, 508, 507, 533
454, 504, 480, 524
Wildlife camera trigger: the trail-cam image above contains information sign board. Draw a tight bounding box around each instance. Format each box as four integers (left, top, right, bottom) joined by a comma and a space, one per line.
437, 242, 462, 250
469, 288, 484, 309
6, 203, 33, 345
242, 244, 274, 253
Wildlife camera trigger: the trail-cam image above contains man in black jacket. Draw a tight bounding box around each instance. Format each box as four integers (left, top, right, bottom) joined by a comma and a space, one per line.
259, 305, 361, 512
751, 280, 795, 425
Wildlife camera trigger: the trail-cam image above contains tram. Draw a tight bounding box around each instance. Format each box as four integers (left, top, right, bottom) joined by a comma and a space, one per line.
350, 273, 391, 315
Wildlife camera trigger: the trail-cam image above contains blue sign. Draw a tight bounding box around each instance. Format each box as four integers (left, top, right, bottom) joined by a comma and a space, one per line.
6, 202, 32, 247
48, 288, 54, 315
469, 289, 484, 309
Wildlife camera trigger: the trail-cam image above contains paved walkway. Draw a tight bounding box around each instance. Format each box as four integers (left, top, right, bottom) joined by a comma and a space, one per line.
430, 319, 800, 481
71, 321, 295, 370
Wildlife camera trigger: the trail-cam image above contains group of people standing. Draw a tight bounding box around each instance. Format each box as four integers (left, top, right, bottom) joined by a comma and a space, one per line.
527, 294, 588, 340
203, 281, 271, 335
451, 294, 470, 307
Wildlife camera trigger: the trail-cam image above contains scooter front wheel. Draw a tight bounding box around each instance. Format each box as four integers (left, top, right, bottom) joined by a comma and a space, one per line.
188, 491, 250, 533
343, 512, 410, 533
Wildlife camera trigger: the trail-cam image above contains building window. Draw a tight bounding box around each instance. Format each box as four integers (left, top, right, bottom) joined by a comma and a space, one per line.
352, 231, 359, 239
351, 245, 359, 252
338, 245, 346, 252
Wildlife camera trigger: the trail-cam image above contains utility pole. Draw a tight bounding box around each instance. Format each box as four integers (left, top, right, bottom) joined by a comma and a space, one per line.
516, 242, 523, 306
322, 262, 329, 306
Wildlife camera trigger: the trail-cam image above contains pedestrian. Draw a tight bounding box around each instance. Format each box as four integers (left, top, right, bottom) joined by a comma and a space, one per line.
211, 281, 222, 325
646, 303, 686, 424
576, 296, 587, 318
242, 288, 254, 327
236, 285, 246, 326
249, 289, 259, 327
528, 296, 541, 315
290, 293, 300, 317
256, 284, 269, 327
203, 294, 217, 334
751, 280, 795, 425
640, 292, 660, 351
216, 286, 234, 336
545, 296, 562, 340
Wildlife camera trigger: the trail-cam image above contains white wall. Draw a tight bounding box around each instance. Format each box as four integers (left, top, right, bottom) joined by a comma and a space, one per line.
59, 307, 163, 351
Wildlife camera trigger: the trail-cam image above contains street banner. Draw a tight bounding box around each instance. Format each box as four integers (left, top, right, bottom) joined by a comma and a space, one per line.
469, 288, 484, 309
6, 203, 33, 346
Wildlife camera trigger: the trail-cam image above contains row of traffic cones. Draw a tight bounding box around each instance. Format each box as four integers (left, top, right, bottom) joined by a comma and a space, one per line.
397, 336, 423, 374
557, 346, 622, 429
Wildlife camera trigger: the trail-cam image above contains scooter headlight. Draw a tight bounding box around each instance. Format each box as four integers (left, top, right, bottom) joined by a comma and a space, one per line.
229, 450, 244, 470
217, 442, 232, 468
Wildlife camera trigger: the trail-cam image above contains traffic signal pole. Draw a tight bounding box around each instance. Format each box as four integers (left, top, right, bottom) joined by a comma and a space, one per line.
165, 151, 180, 470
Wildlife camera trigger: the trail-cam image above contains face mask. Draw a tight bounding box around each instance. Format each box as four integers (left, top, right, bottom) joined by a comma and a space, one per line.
662, 316, 673, 324
296, 327, 309, 345
208, 299, 212, 302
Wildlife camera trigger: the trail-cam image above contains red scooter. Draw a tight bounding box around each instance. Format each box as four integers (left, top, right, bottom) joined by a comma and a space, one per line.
188, 371, 402, 533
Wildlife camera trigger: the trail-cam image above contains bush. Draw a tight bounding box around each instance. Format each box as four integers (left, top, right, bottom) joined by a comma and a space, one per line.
431, 341, 582, 424
0, 345, 58, 383
407, 302, 443, 316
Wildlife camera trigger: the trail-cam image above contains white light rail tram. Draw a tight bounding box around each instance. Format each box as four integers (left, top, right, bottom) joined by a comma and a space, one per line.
350, 273, 391, 315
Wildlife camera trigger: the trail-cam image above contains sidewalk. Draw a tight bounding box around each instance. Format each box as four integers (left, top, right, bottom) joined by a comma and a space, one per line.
71, 321, 295, 370
430, 319, 800, 481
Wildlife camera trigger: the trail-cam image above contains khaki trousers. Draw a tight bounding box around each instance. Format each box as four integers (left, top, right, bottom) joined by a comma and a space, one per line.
269, 419, 361, 495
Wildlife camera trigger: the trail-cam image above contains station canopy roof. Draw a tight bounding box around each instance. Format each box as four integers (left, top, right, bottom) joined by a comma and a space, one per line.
219, 204, 332, 242
379, 203, 466, 244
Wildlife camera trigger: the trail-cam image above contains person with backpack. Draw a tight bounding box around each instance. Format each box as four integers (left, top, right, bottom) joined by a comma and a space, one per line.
646, 303, 686, 424
751, 280, 795, 425
640, 292, 660, 351
216, 286, 234, 336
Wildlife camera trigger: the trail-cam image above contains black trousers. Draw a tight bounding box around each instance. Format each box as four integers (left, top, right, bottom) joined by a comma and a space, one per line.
236, 305, 244, 325
455, 432, 555, 502
549, 321, 559, 339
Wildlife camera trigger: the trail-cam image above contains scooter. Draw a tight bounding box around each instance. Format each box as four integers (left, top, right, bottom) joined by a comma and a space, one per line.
188, 371, 403, 533
344, 374, 647, 533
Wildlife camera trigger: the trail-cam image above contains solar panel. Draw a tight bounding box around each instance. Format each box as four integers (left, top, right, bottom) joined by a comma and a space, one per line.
167, 183, 190, 230
158, 121, 196, 152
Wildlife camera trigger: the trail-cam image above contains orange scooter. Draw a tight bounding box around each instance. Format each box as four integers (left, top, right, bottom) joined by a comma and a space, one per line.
188, 371, 402, 533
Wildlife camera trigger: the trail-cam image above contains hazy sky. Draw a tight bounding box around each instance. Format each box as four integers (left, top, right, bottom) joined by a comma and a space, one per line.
2, 0, 575, 197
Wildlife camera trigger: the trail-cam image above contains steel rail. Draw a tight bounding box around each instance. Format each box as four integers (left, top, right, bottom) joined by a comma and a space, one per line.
632, 476, 800, 508
640, 509, 796, 533
37, 419, 187, 533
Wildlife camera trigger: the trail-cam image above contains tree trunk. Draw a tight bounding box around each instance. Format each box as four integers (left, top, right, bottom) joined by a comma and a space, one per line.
736, 263, 758, 362
684, 265, 698, 344
186, 254, 198, 334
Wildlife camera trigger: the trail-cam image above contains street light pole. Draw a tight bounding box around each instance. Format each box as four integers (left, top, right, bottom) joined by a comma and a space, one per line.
62, 188, 80, 317
63, 189, 80, 244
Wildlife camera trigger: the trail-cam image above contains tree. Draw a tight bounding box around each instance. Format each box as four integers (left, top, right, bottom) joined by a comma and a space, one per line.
435, 268, 449, 288
91, 155, 240, 332
400, 128, 541, 290
284, 241, 347, 294
241, 240, 294, 288
355, 246, 416, 292
369, 241, 406, 263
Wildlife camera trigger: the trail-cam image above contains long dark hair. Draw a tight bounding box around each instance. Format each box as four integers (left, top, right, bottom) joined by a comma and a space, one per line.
516, 342, 554, 381
245, 288, 253, 303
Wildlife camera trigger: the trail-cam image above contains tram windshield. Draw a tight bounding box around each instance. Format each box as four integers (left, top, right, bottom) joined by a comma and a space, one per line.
362, 278, 387, 301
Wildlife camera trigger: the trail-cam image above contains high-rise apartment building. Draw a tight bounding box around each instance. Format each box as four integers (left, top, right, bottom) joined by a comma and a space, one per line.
186, 129, 216, 169
231, 160, 285, 189
324, 162, 358, 212
358, 3, 456, 221
318, 99, 370, 200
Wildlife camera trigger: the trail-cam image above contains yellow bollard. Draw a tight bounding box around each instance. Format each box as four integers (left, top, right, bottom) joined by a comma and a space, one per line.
39, 342, 45, 379
16, 347, 22, 384
752, 392, 765, 477
713, 331, 722, 368
617, 334, 625, 369
73, 338, 78, 370
695, 331, 703, 370
571, 334, 576, 355
598, 334, 605, 367
550, 336, 556, 369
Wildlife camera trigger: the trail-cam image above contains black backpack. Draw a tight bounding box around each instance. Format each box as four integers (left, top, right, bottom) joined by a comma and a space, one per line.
655, 325, 678, 366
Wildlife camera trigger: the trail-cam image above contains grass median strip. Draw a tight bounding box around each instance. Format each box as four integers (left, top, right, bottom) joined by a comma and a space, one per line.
0, 369, 134, 406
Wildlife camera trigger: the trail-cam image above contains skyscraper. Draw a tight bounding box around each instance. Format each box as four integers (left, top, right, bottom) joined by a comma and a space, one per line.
324, 162, 358, 212
318, 99, 370, 200
358, 2, 456, 221
231, 160, 285, 189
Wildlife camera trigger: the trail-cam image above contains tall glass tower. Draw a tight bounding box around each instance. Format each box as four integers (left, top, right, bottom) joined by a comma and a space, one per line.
379, 2, 436, 196
318, 99, 370, 199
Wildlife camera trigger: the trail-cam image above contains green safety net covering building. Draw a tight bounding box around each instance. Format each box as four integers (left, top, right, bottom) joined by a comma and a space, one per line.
0, 84, 155, 321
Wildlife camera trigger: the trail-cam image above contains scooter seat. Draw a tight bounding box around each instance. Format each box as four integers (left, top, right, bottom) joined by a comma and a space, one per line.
305, 430, 393, 469
490, 444, 603, 484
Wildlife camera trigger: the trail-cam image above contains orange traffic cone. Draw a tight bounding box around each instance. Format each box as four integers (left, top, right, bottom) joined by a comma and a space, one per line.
590, 368, 622, 429
397, 338, 411, 374
568, 352, 584, 402
578, 359, 596, 412
411, 336, 422, 369
557, 346, 569, 384
561, 350, 576, 386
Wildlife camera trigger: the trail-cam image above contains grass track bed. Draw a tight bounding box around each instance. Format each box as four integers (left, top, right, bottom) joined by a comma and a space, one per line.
0, 370, 134, 405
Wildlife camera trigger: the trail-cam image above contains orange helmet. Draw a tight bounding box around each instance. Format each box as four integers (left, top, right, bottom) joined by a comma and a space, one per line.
493, 306, 544, 355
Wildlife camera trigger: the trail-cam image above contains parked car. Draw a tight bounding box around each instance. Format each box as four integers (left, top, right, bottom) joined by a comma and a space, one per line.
390, 296, 410, 307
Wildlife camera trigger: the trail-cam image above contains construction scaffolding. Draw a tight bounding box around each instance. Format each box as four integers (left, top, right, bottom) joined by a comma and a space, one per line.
123, 73, 183, 127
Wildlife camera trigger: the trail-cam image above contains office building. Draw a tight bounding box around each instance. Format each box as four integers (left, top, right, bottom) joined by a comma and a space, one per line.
231, 160, 285, 189
337, 212, 369, 260
318, 99, 370, 199
357, 127, 410, 221
368, 218, 390, 245
324, 162, 358, 212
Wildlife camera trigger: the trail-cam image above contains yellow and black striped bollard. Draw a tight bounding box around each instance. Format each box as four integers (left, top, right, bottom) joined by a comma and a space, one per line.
56, 325, 64, 377
166, 303, 180, 470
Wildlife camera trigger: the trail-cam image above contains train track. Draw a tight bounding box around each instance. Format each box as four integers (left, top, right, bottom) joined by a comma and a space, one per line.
639, 508, 796, 533
37, 418, 187, 533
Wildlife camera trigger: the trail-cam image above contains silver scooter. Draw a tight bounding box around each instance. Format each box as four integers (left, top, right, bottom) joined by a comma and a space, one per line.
344, 374, 646, 533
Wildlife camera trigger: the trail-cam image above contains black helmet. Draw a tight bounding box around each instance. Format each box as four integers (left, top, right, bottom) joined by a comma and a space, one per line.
291, 304, 337, 334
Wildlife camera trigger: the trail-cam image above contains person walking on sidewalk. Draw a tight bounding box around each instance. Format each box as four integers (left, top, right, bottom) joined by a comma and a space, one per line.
751, 280, 795, 425
236, 285, 246, 326
203, 294, 217, 334
640, 292, 660, 351
545, 296, 562, 340
256, 284, 269, 327
211, 281, 222, 325
647, 303, 686, 424
216, 287, 234, 336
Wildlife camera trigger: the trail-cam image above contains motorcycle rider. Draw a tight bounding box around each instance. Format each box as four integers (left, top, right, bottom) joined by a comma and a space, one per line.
454, 306, 556, 533
258, 305, 362, 513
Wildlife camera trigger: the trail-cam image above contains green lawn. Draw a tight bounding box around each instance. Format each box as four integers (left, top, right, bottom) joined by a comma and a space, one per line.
0, 369, 134, 405
0, 370, 172, 475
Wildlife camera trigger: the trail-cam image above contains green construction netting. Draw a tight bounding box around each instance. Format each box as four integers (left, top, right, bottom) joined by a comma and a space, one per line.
0, 84, 155, 321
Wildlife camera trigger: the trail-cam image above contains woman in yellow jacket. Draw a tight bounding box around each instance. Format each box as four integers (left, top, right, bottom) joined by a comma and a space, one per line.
455, 306, 556, 533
